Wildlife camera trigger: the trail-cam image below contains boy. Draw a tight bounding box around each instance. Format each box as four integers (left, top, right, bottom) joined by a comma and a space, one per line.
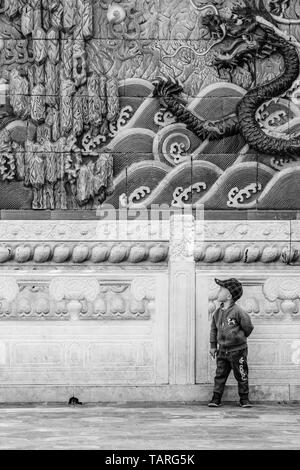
208, 278, 254, 408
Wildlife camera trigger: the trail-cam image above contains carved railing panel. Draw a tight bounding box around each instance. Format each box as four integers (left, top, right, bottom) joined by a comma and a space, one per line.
0, 276, 156, 321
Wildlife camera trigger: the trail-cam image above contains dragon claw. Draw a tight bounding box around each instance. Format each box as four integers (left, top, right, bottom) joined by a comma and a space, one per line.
203, 121, 223, 140
152, 77, 184, 98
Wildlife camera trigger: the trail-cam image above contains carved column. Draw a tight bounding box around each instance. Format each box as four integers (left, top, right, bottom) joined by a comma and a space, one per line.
169, 214, 196, 384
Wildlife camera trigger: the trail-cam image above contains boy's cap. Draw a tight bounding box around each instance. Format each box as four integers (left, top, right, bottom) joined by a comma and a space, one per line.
214, 278, 243, 302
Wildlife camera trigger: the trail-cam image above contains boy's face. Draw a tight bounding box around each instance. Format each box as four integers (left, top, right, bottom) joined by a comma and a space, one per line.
217, 286, 232, 302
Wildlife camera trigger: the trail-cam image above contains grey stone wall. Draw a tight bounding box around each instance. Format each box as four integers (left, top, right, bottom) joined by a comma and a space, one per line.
0, 1, 300, 213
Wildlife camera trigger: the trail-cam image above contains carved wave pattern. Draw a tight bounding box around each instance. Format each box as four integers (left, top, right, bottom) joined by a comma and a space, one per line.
103, 79, 300, 210
2, 78, 300, 210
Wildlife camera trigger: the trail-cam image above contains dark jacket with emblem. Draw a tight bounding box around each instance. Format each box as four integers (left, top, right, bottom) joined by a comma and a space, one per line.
210, 301, 254, 352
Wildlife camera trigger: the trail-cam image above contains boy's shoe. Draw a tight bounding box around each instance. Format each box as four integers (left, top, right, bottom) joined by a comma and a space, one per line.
208, 393, 222, 407
240, 397, 252, 408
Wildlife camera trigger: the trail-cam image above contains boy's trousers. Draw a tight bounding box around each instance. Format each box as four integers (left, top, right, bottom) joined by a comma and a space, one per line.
213, 347, 249, 397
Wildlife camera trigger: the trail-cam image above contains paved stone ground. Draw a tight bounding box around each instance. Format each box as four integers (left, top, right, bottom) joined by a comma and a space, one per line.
0, 403, 299, 450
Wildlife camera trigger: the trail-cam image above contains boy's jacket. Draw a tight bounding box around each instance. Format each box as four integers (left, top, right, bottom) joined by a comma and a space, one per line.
210, 301, 254, 352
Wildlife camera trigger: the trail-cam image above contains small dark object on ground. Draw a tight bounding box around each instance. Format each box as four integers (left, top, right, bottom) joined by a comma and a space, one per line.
68, 396, 83, 406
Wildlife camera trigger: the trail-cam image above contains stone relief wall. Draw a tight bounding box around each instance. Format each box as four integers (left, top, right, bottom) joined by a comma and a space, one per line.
1, 0, 300, 211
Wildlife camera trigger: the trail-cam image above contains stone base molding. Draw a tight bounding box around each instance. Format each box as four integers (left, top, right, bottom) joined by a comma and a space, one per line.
0, 385, 297, 404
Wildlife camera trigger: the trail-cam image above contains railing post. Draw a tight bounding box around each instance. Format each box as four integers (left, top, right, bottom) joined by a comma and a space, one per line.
169, 213, 196, 384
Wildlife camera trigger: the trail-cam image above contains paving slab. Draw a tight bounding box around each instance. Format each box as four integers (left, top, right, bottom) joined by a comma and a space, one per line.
0, 403, 298, 450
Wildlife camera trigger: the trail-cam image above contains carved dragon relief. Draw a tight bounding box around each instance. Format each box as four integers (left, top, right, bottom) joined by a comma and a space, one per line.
1, 1, 300, 211
153, 0, 300, 161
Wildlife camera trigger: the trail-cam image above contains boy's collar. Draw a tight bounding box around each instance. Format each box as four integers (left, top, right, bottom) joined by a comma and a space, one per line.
220, 300, 235, 310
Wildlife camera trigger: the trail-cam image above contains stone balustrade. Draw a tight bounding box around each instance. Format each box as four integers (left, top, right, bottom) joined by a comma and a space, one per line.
0, 216, 299, 402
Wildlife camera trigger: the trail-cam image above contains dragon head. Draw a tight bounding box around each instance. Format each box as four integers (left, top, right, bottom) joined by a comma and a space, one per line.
202, 1, 277, 78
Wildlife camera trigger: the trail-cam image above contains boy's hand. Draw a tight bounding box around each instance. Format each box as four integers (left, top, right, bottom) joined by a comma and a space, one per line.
210, 348, 217, 359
